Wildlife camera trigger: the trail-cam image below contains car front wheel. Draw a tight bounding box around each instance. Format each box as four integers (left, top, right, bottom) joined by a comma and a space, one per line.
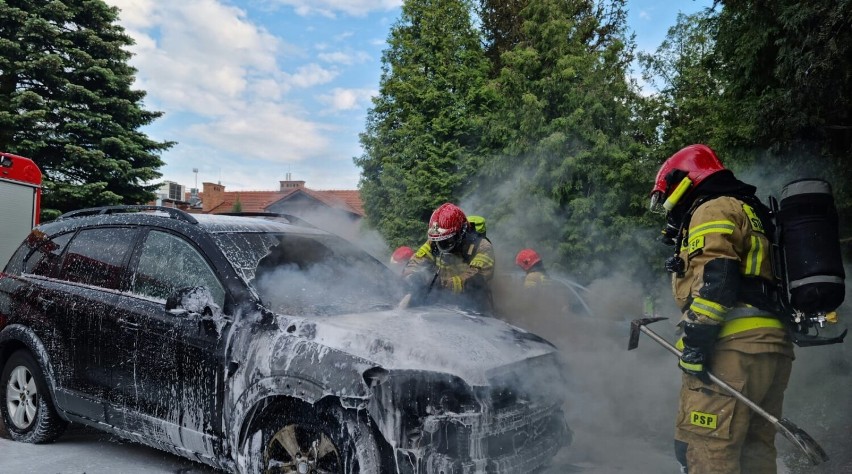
1, 349, 67, 443
245, 402, 382, 474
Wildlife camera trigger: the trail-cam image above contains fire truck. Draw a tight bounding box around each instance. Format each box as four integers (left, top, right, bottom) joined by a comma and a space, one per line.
0, 152, 41, 268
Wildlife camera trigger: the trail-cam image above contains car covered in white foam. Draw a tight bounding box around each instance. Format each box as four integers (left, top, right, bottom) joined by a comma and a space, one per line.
0, 206, 571, 473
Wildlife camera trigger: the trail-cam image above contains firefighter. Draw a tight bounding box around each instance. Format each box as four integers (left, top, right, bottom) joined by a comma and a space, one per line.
515, 248, 547, 288
403, 203, 495, 312
649, 144, 794, 473
389, 245, 414, 274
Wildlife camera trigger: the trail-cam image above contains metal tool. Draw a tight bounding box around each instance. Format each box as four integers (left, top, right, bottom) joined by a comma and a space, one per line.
628, 317, 829, 465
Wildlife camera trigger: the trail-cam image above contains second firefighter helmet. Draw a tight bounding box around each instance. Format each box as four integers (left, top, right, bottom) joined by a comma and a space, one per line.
649, 144, 725, 213
515, 248, 541, 272
427, 203, 468, 253
390, 245, 414, 265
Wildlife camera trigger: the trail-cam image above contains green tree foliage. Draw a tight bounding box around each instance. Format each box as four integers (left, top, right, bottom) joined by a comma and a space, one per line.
357, 0, 852, 277
469, 0, 655, 280
713, 0, 852, 219
0, 0, 173, 218
646, 2, 852, 236
639, 11, 723, 156
478, 0, 528, 76
355, 0, 491, 247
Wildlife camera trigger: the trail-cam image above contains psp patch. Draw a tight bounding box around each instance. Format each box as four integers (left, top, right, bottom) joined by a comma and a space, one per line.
690, 411, 718, 429
742, 204, 765, 233
686, 235, 704, 258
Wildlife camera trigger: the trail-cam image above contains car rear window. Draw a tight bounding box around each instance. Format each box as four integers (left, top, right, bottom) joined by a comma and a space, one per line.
18, 231, 74, 277
58, 227, 137, 290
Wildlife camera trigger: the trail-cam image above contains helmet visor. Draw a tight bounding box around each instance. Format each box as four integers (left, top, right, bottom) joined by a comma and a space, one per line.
435, 235, 459, 253
649, 191, 666, 214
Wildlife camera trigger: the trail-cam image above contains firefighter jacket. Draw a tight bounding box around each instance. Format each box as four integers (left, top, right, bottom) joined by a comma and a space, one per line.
673, 195, 793, 357
403, 234, 495, 297
523, 270, 547, 289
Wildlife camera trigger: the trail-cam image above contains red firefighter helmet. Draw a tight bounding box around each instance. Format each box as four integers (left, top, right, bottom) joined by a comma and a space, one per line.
649, 144, 725, 213
427, 203, 468, 253
390, 246, 414, 264
515, 248, 541, 272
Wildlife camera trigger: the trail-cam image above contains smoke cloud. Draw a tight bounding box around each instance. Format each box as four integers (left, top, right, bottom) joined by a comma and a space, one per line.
451, 152, 852, 473
294, 162, 851, 473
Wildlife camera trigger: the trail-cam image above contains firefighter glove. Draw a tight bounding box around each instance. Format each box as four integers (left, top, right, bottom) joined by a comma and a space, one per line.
678, 320, 721, 384
441, 275, 463, 294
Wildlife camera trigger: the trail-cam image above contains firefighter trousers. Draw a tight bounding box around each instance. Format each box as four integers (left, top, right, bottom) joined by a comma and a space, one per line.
674, 349, 793, 474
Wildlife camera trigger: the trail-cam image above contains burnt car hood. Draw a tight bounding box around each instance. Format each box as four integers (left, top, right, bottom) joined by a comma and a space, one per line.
297, 306, 557, 386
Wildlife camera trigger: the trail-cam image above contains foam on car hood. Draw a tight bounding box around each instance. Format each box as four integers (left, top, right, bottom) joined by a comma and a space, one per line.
304, 307, 556, 386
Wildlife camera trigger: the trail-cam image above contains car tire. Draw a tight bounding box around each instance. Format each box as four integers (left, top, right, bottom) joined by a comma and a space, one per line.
1, 349, 67, 443
245, 402, 382, 474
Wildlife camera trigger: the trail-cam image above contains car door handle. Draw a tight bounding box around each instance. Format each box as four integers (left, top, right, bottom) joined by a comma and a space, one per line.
36, 295, 54, 311
118, 318, 140, 329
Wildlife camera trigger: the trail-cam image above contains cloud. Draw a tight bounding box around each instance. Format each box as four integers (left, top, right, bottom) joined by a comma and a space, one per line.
104, 2, 348, 159
285, 63, 339, 88
269, 0, 402, 17
186, 104, 331, 163
318, 88, 376, 111
639, 10, 651, 20
103, 0, 387, 192
158, 140, 362, 192
317, 50, 372, 66
107, 0, 285, 114
105, 0, 157, 29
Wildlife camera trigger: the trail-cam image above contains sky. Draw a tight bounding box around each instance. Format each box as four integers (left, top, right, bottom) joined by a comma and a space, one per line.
102, 0, 714, 193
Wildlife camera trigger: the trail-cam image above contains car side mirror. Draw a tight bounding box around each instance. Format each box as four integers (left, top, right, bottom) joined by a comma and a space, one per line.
165, 286, 220, 317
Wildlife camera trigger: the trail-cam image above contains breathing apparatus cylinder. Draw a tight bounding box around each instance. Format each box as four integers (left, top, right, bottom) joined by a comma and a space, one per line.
778, 179, 845, 314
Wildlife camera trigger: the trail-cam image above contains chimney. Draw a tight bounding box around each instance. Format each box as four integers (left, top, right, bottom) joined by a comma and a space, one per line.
202, 181, 225, 212
279, 174, 306, 191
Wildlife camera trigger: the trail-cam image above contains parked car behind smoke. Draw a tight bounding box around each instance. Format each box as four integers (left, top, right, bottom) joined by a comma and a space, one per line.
0, 206, 571, 473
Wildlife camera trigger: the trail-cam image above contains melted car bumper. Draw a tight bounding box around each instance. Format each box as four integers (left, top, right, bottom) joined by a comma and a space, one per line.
402, 401, 571, 474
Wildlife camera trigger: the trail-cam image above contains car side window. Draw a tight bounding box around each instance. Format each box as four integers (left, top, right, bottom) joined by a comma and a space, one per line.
130, 230, 225, 308
21, 231, 74, 277
58, 228, 137, 289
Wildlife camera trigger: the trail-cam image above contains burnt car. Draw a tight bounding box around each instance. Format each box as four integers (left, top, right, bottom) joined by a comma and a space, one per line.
0, 206, 571, 473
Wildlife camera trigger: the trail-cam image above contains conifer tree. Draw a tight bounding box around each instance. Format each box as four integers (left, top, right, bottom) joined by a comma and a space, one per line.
0, 0, 173, 218
470, 0, 653, 280
355, 0, 490, 246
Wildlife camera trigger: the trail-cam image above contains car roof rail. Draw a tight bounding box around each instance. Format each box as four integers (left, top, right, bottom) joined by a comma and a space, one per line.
57, 205, 199, 224
218, 212, 317, 228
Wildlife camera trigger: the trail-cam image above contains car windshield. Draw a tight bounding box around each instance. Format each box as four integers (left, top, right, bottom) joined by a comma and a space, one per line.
213, 232, 404, 315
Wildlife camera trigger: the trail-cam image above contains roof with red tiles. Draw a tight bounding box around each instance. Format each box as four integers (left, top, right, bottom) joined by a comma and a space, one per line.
321, 190, 365, 215
206, 190, 283, 214
206, 187, 364, 217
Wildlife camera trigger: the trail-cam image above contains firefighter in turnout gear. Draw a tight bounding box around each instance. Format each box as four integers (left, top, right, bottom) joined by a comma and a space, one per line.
403, 203, 495, 312
389, 245, 414, 274
649, 144, 794, 474
515, 248, 547, 288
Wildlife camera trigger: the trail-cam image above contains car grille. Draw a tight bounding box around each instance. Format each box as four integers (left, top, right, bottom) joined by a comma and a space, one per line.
422, 401, 569, 474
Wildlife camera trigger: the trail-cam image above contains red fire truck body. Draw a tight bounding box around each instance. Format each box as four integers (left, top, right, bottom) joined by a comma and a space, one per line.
0, 152, 42, 268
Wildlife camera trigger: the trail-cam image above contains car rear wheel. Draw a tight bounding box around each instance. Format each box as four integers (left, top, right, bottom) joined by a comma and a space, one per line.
1, 350, 67, 443
247, 402, 381, 474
